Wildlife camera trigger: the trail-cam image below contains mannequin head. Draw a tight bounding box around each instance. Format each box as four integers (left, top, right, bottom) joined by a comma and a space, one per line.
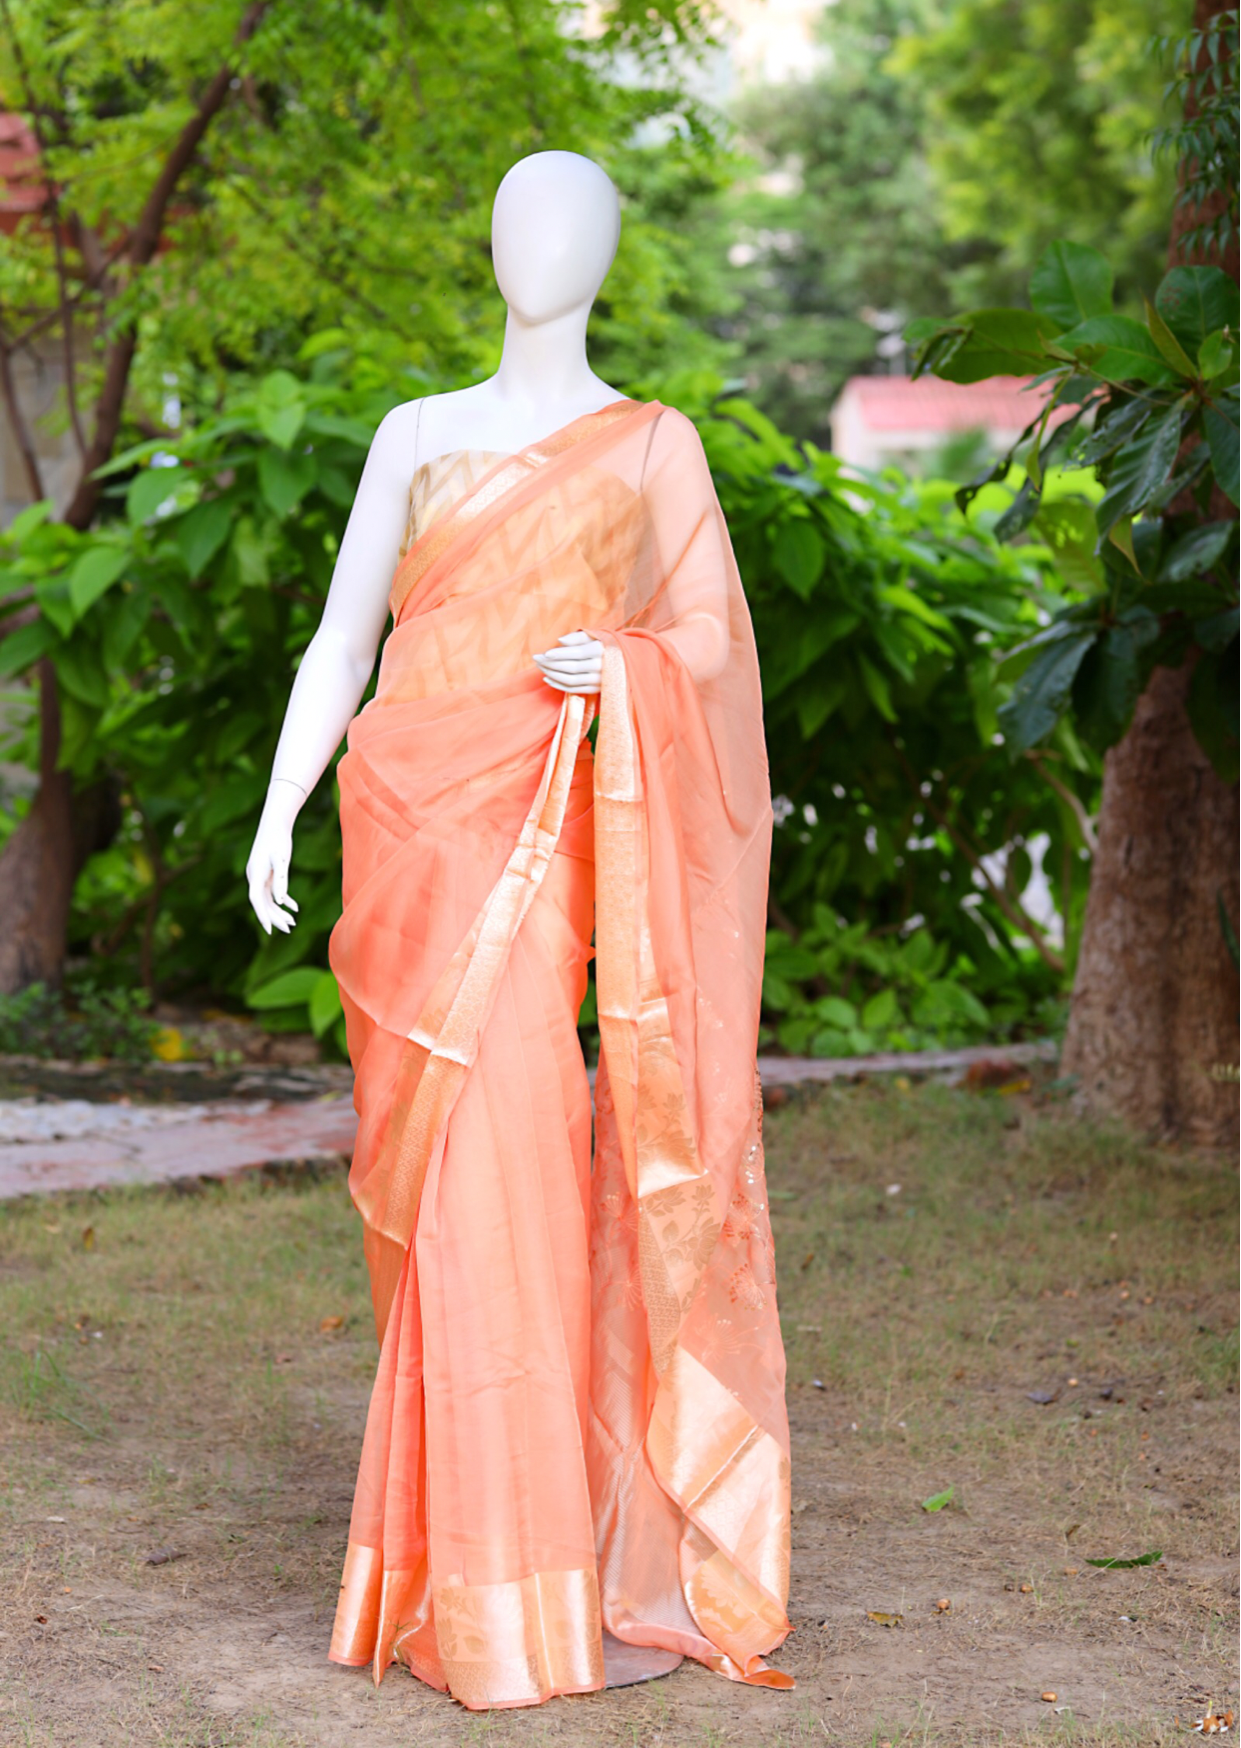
491, 151, 620, 323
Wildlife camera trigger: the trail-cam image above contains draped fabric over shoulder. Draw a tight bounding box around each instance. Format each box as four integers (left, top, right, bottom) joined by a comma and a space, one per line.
327, 398, 792, 1710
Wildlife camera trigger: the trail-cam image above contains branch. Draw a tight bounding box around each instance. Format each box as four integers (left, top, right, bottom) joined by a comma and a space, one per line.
62, 1, 270, 531
1024, 750, 1099, 856
0, 335, 45, 499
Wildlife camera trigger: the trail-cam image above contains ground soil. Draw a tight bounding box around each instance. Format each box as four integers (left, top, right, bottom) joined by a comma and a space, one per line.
1, 1076, 1236, 1747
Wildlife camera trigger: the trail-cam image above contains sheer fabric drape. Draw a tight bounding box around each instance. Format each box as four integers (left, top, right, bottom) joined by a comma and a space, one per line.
327, 399, 791, 1709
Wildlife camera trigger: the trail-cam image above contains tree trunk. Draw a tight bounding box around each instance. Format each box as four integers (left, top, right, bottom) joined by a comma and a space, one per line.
0, 659, 75, 991
1061, 0, 1238, 1143
1062, 658, 1239, 1143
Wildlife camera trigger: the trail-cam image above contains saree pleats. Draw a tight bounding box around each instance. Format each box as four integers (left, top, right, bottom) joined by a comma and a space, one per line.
329, 400, 791, 1709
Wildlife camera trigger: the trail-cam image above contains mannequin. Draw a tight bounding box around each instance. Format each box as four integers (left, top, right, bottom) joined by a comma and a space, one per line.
243, 149, 792, 1708
246, 151, 621, 934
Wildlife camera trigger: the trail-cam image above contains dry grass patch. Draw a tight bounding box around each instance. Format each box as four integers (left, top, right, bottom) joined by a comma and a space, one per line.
0, 1078, 1235, 1746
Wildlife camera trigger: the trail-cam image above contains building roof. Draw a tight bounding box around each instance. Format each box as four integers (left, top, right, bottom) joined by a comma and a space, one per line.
0, 112, 46, 227
835, 374, 1064, 434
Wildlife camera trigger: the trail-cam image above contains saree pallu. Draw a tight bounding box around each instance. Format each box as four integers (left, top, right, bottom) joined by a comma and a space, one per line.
327, 398, 792, 1709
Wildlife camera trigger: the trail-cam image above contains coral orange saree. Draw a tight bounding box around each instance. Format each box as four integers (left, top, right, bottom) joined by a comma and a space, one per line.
327, 397, 791, 1709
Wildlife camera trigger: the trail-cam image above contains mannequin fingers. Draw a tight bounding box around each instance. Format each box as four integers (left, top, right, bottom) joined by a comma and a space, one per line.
556, 629, 599, 647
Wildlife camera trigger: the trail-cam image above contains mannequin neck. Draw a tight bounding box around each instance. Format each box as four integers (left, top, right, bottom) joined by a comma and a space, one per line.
492, 304, 606, 412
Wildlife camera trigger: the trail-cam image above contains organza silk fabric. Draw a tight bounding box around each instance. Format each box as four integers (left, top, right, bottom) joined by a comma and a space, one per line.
327, 398, 792, 1709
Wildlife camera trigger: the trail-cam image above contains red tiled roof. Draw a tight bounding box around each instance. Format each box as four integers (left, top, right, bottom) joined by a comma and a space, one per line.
837, 374, 1068, 433
0, 112, 47, 220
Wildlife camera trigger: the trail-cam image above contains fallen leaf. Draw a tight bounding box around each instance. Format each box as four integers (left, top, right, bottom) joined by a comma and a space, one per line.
865, 1610, 902, 1628
1063, 1567, 1078, 1576
319, 1315, 345, 1333
151, 1026, 190, 1063
1193, 1711, 1235, 1735
1085, 1549, 1161, 1570
81, 1226, 95, 1251
1026, 1389, 1060, 1405
34, 1615, 47, 1624
1019, 1582, 1034, 1594
934, 1597, 951, 1612
952, 1366, 965, 1381
799, 1252, 815, 1270
1064, 1522, 1081, 1540
147, 1664, 164, 1673
143, 1548, 185, 1566
42, 1222, 61, 1234
921, 1485, 954, 1513
963, 1057, 1024, 1090
1041, 1691, 1058, 1703
45, 1516, 65, 1524
997, 1077, 1032, 1095
1067, 1376, 1078, 1387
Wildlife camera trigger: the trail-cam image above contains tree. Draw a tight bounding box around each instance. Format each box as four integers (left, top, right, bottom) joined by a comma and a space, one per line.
0, 0, 725, 993
712, 0, 964, 442
890, 0, 1184, 310
908, 5, 1239, 1142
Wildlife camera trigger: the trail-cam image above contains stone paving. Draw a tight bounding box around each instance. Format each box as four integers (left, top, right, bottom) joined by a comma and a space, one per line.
0, 1040, 1056, 1201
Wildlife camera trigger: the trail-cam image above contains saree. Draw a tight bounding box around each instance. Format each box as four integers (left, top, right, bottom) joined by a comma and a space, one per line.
326, 397, 792, 1710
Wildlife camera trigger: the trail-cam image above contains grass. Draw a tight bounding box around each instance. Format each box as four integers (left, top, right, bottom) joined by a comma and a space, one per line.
0, 1074, 1236, 1746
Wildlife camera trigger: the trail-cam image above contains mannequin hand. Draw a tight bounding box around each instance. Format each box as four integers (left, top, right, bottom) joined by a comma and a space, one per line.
533, 629, 604, 694
246, 780, 304, 936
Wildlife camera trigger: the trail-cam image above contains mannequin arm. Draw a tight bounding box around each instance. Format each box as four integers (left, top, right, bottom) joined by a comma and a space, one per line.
246, 407, 416, 934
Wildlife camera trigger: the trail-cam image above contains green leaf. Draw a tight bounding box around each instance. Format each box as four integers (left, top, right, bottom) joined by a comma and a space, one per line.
1054, 316, 1180, 387
1096, 409, 1182, 536
930, 309, 1055, 384
997, 631, 1094, 753
68, 546, 127, 619
993, 478, 1040, 543
100, 590, 150, 672
1029, 241, 1113, 331
1159, 521, 1234, 583
175, 499, 233, 579
1186, 645, 1239, 782
1107, 516, 1140, 574
877, 584, 952, 632
861, 988, 899, 1030
0, 616, 53, 675
1084, 1550, 1162, 1570
1203, 398, 1239, 505
771, 519, 826, 599
1071, 613, 1160, 750
1195, 608, 1239, 654
256, 371, 307, 450
920, 1485, 955, 1513
1033, 500, 1104, 590
258, 446, 318, 519
7, 500, 53, 543
857, 653, 896, 721
1143, 298, 1197, 377
247, 967, 322, 1010
1156, 265, 1237, 352
815, 995, 857, 1029
127, 466, 199, 525
52, 637, 110, 707
309, 970, 343, 1038
795, 674, 847, 738
34, 578, 76, 638
1198, 328, 1236, 380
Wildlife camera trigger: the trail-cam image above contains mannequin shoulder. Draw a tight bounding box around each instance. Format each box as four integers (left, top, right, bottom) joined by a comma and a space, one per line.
643, 403, 713, 479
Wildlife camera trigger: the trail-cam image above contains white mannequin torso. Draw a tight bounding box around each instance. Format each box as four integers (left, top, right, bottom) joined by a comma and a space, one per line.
245, 151, 625, 935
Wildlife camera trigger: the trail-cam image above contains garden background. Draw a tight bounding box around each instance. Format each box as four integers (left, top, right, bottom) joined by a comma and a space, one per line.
0, 4, 1237, 1746
0, 0, 1234, 1146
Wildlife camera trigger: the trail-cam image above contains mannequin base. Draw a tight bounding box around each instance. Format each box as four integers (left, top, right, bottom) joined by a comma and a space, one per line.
601, 1632, 684, 1688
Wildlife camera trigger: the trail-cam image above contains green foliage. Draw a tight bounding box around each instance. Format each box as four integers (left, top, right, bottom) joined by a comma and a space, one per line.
760, 906, 1044, 1058
0, 0, 731, 424
909, 241, 1240, 780
678, 380, 1091, 1037
0, 353, 1082, 1047
0, 979, 157, 1061
889, 0, 1181, 310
